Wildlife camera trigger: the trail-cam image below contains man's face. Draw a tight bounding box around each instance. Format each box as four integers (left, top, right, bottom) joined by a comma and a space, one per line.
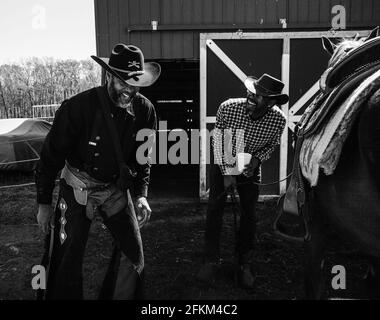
245, 90, 275, 120
106, 73, 139, 108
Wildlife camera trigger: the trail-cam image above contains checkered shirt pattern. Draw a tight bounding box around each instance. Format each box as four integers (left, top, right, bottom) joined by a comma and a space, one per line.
213, 98, 287, 175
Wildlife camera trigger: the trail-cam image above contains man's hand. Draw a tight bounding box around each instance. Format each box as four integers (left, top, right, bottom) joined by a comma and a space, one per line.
135, 197, 152, 228
37, 204, 54, 234
243, 157, 260, 177
223, 175, 236, 191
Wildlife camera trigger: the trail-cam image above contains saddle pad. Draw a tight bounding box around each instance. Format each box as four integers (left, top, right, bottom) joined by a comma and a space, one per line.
299, 69, 380, 186
301, 63, 380, 137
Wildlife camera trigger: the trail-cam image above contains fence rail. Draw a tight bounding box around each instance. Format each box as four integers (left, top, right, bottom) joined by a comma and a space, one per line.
0, 104, 60, 122
32, 104, 60, 122
0, 106, 32, 119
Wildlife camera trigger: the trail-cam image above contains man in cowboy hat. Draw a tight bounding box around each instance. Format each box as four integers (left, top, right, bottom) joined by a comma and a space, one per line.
197, 74, 288, 288
35, 43, 160, 299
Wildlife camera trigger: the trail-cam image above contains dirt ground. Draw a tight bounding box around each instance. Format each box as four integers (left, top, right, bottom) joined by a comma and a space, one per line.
0, 183, 374, 300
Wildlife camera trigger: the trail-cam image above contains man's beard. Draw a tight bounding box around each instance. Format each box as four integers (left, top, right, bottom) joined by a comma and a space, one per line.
107, 81, 136, 109
246, 101, 269, 120
245, 101, 259, 118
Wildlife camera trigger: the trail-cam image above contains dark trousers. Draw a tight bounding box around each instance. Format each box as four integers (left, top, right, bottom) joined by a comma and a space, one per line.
204, 164, 260, 265
38, 180, 143, 300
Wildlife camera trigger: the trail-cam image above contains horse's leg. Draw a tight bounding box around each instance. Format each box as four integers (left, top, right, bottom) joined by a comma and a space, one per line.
304, 204, 327, 300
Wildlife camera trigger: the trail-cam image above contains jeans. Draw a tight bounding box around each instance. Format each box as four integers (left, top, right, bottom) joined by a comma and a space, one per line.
203, 164, 260, 265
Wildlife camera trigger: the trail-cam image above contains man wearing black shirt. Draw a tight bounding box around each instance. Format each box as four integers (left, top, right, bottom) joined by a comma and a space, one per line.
35, 44, 160, 299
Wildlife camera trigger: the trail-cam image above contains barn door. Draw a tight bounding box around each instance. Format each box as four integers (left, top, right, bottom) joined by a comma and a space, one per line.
199, 30, 369, 200
200, 34, 286, 200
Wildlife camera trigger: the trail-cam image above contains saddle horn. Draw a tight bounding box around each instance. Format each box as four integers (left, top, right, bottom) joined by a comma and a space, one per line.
365, 26, 380, 42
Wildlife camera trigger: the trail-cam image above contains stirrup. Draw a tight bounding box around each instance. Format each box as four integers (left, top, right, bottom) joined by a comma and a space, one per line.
274, 194, 311, 242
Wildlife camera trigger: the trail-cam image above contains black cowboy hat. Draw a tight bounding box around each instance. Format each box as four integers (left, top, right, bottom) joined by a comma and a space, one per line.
91, 44, 161, 87
244, 74, 289, 105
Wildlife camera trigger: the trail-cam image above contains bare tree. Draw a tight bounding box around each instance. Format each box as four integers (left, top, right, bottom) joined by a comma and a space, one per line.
0, 80, 9, 118
0, 58, 101, 118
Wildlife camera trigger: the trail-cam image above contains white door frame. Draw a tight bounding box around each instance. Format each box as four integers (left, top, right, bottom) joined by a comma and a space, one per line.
200, 30, 370, 200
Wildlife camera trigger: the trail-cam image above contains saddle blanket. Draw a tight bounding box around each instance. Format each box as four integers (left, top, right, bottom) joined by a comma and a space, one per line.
299, 69, 380, 187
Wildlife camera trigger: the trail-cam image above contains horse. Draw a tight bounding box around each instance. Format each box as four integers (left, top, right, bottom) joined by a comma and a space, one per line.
277, 27, 380, 299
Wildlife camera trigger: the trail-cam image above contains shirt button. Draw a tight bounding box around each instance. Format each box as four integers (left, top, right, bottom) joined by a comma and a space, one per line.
95, 136, 100, 141
94, 153, 100, 157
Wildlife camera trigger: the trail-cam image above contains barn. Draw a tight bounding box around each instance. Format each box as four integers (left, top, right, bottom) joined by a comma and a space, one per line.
94, 0, 380, 199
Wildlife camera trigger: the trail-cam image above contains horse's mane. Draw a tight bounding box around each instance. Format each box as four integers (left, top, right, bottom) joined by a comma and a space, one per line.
329, 38, 364, 68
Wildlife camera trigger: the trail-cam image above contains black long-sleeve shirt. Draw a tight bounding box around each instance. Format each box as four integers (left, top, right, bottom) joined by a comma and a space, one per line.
35, 85, 157, 204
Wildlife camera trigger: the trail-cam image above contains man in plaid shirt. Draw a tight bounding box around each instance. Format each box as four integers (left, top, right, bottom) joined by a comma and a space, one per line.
197, 74, 288, 288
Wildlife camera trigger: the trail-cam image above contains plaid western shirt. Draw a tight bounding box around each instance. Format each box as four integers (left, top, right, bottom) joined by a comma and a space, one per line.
213, 98, 287, 175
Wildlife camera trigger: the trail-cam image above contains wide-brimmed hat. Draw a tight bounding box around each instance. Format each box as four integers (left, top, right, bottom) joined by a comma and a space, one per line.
244, 74, 289, 105
91, 43, 161, 87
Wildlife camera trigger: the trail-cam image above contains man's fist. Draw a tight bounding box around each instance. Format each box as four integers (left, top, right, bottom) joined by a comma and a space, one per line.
223, 175, 236, 191
37, 204, 54, 234
243, 157, 260, 177
135, 197, 152, 228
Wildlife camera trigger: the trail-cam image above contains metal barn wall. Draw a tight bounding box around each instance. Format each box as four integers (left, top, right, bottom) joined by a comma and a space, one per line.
289, 0, 380, 28
94, 0, 380, 60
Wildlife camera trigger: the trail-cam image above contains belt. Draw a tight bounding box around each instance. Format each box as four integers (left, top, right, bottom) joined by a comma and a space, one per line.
60, 163, 110, 206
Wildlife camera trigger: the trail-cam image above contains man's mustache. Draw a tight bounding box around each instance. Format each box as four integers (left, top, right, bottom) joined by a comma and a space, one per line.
118, 92, 135, 100
246, 103, 257, 112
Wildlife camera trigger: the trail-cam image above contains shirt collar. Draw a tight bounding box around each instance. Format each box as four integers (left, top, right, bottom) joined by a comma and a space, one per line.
124, 101, 135, 117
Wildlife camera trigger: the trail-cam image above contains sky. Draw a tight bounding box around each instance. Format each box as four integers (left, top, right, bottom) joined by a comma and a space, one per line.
0, 0, 96, 64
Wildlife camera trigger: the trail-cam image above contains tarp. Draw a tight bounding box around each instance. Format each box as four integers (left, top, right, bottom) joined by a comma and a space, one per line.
0, 118, 51, 171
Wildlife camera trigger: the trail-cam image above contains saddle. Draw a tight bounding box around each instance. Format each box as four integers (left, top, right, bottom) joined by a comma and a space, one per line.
326, 36, 380, 89
281, 36, 380, 240
303, 36, 380, 138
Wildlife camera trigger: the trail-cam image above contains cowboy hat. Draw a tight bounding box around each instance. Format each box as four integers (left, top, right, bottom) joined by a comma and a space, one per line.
244, 74, 289, 105
91, 43, 161, 87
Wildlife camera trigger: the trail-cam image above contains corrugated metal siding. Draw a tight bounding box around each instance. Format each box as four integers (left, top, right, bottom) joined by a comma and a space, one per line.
95, 0, 380, 60
288, 0, 380, 27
